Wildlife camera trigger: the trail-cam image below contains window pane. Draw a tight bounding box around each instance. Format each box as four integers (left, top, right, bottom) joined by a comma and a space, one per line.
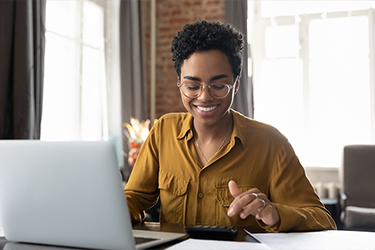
254, 1, 374, 169
261, 1, 306, 17
310, 16, 369, 59
307, 59, 371, 167
256, 59, 304, 148
43, 0, 107, 141
305, 16, 371, 167
83, 0, 104, 48
265, 25, 299, 58
81, 45, 105, 141
45, 0, 78, 38
261, 1, 373, 17
41, 33, 79, 141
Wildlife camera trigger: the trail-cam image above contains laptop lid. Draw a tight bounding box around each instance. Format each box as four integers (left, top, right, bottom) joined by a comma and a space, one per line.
0, 141, 185, 250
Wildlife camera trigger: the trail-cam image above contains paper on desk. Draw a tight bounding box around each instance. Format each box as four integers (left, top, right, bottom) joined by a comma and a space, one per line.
165, 238, 272, 250
253, 230, 375, 250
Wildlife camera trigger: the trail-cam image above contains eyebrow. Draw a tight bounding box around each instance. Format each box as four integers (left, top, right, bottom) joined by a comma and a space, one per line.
183, 74, 229, 81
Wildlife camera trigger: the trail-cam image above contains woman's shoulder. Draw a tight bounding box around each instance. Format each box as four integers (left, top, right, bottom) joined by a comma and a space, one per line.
157, 112, 189, 121
155, 112, 190, 125
151, 112, 191, 132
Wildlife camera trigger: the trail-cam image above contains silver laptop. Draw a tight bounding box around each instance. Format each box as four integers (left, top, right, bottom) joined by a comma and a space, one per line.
0, 140, 185, 250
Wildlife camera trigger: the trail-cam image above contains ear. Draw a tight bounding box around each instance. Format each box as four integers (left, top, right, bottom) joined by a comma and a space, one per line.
234, 76, 240, 94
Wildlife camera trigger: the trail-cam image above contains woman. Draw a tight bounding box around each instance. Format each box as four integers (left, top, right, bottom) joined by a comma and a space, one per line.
124, 21, 336, 232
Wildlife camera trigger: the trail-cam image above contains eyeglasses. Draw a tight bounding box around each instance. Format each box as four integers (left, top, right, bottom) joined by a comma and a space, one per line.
177, 78, 237, 99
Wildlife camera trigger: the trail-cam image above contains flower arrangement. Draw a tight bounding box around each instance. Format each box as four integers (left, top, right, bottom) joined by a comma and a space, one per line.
123, 117, 150, 149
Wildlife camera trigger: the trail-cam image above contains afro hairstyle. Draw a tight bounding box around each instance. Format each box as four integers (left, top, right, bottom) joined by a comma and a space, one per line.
171, 20, 244, 79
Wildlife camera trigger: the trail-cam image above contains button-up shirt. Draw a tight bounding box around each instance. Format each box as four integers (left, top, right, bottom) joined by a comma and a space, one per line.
124, 109, 336, 232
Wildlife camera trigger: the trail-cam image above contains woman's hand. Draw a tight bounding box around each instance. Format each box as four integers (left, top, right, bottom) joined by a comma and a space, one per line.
227, 180, 280, 226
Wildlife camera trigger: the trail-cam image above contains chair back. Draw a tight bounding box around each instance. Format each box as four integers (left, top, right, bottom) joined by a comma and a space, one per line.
340, 145, 375, 207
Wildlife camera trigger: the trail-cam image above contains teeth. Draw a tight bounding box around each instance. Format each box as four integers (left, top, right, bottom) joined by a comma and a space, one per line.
197, 105, 217, 112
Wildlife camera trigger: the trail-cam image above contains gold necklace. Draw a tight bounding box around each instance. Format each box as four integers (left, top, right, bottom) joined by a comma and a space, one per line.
195, 117, 232, 165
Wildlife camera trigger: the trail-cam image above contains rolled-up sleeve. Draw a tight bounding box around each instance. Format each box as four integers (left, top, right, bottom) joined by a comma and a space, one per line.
259, 140, 336, 232
124, 122, 160, 221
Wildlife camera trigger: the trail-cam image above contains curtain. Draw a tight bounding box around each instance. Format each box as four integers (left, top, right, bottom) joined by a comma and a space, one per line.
0, 0, 46, 139
225, 0, 254, 118
119, 0, 147, 180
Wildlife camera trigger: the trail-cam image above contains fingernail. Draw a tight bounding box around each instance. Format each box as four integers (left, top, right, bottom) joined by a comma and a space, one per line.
240, 212, 245, 219
227, 208, 234, 217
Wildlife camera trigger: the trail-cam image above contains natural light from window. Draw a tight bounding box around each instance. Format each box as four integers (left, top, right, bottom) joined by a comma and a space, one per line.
41, 0, 107, 141
251, 1, 375, 168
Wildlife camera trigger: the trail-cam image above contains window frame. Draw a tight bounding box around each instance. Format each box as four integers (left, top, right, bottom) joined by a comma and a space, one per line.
251, 2, 375, 167
42, 0, 108, 141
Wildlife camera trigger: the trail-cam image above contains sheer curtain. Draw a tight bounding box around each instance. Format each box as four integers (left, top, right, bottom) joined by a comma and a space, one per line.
0, 0, 46, 139
120, 0, 147, 180
225, 0, 253, 118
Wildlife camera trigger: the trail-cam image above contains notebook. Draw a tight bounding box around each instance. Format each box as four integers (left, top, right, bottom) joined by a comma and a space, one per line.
0, 140, 186, 250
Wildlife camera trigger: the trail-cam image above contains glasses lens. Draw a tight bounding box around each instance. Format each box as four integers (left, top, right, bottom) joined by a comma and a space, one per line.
181, 83, 200, 98
209, 83, 230, 98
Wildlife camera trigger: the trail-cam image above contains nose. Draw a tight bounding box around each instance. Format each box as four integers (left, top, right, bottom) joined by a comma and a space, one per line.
198, 84, 214, 101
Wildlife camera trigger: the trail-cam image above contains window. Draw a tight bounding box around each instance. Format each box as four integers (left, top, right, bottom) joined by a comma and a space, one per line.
250, 1, 375, 167
41, 0, 107, 141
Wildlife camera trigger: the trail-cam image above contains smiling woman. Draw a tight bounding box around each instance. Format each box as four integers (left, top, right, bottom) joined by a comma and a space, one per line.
124, 20, 336, 232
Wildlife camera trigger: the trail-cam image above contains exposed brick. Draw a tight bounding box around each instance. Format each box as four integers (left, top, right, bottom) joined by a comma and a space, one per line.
192, 1, 202, 6
207, 0, 220, 5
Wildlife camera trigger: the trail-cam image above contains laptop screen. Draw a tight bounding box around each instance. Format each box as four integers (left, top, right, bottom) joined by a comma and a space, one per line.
0, 141, 135, 250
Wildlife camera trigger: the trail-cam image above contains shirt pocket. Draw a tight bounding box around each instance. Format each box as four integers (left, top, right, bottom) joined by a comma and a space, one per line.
158, 171, 189, 224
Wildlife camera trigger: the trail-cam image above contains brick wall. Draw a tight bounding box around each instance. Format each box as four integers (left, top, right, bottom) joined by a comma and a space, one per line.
141, 0, 225, 119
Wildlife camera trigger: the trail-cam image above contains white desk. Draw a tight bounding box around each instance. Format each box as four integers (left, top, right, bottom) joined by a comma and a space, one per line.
167, 230, 375, 250
254, 230, 375, 250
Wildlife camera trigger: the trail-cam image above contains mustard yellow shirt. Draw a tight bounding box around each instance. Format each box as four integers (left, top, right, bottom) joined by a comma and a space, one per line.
125, 109, 336, 232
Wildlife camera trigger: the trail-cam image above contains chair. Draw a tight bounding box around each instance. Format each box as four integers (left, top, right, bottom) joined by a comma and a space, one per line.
339, 145, 375, 231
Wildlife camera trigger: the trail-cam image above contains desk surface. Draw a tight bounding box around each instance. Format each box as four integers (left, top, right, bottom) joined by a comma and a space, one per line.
1, 223, 375, 250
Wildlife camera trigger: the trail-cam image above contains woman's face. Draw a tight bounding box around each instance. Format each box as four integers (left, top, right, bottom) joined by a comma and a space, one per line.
179, 49, 239, 128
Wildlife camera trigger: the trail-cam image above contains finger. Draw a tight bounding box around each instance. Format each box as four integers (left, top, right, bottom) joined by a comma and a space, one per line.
240, 197, 267, 219
228, 180, 242, 197
228, 191, 257, 217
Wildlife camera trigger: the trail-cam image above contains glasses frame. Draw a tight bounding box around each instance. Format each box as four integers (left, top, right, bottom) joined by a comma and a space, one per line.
177, 77, 238, 99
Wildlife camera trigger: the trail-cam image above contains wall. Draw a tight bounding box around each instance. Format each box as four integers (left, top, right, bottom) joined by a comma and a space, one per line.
305, 167, 340, 199
141, 0, 226, 119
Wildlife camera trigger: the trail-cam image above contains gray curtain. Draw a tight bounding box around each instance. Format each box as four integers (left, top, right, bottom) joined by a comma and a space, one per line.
120, 0, 147, 180
225, 0, 254, 118
0, 0, 46, 139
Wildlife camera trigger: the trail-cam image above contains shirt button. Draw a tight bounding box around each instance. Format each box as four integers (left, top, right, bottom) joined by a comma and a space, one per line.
198, 193, 204, 199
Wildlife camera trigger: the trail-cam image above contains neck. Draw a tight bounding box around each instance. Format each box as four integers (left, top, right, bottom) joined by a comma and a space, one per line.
194, 111, 232, 140
194, 112, 233, 165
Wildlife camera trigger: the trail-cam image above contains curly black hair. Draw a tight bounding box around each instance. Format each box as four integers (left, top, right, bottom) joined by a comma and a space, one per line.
171, 20, 244, 79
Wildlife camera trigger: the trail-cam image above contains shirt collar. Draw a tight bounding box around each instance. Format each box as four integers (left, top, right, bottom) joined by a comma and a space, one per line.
177, 113, 194, 140
231, 109, 247, 149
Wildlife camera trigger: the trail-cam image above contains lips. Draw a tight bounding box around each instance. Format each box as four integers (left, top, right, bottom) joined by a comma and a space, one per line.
197, 105, 218, 112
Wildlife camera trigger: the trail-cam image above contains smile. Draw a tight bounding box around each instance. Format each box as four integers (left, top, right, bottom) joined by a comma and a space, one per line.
197, 105, 218, 112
